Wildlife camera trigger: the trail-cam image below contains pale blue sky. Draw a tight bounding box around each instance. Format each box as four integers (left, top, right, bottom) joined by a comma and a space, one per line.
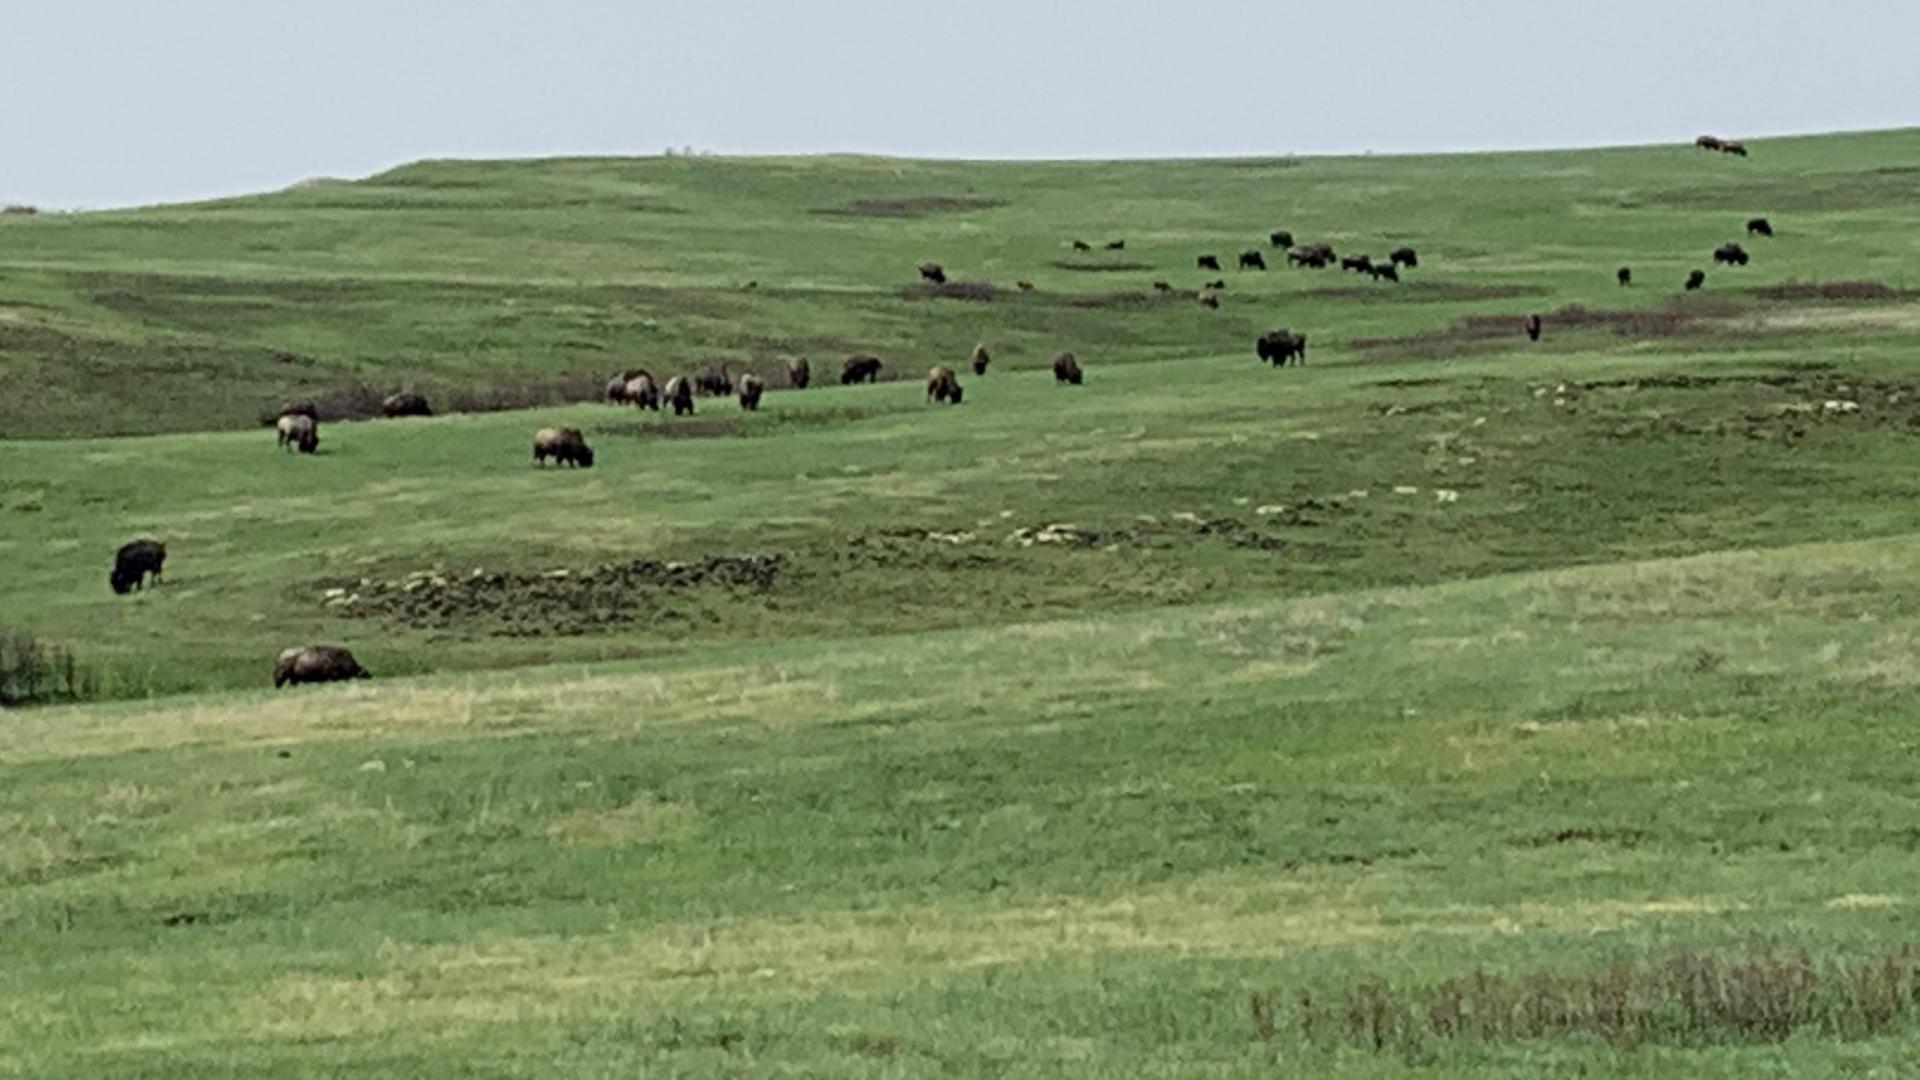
3, 0, 1914, 208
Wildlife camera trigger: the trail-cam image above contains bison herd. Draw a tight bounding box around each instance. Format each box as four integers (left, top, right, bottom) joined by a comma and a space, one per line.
116, 131, 1785, 690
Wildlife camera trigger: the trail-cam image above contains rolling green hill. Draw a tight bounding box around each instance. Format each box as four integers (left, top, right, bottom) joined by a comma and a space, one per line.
4, 131, 1920, 1077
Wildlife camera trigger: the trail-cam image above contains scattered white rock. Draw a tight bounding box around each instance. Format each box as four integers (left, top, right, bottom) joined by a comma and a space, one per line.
1348, 489, 1371, 500
322, 588, 347, 600
1255, 504, 1287, 517
1232, 497, 1251, 506
358, 760, 387, 773
1435, 489, 1460, 504
1393, 485, 1420, 496
926, 531, 975, 545
1172, 512, 1203, 525
1822, 399, 1860, 414
1473, 416, 1488, 427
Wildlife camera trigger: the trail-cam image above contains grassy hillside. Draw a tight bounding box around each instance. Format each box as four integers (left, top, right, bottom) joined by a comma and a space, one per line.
5, 131, 1920, 1076
2, 129, 1919, 438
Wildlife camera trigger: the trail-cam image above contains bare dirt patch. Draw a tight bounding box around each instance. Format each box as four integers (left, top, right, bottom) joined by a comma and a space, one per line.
1747, 280, 1912, 302
810, 196, 1006, 218
897, 281, 998, 302
1354, 301, 1746, 358
1048, 260, 1156, 273
325, 555, 784, 636
1307, 282, 1548, 303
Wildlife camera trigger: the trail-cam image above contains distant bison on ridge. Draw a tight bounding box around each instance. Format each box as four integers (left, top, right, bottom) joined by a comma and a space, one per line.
110, 539, 167, 595
1256, 330, 1307, 367
380, 391, 431, 418
841, 355, 883, 385
274, 645, 369, 688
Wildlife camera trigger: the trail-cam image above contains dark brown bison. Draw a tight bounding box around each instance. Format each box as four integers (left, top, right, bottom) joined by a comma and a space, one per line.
1071, 240, 1092, 252
1368, 263, 1400, 283
1525, 314, 1543, 341
1016, 280, 1035, 292
664, 375, 696, 415
1288, 244, 1335, 269
1197, 255, 1221, 271
1152, 281, 1172, 292
786, 356, 811, 389
926, 365, 963, 404
625, 372, 661, 411
1052, 352, 1084, 385
1389, 246, 1418, 269
1341, 253, 1374, 274
532, 426, 594, 467
276, 413, 318, 454
1695, 135, 1725, 152
1269, 230, 1294, 249
1199, 293, 1220, 309
1618, 266, 1632, 287
1256, 330, 1307, 367
110, 538, 166, 595
278, 400, 319, 421
380, 391, 431, 418
738, 374, 765, 411
1686, 269, 1707, 291
273, 645, 369, 688
1239, 250, 1267, 271
694, 363, 734, 396
918, 262, 947, 284
605, 374, 632, 403
970, 343, 991, 376
1721, 141, 1748, 157
841, 355, 883, 385
1207, 279, 1227, 290
1713, 243, 1750, 266
1747, 217, 1774, 237
1105, 240, 1126, 251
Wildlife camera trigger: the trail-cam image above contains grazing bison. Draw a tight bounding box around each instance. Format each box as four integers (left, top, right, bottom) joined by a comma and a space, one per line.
664, 376, 696, 415
1016, 280, 1035, 292
380, 391, 431, 418
273, 645, 369, 689
1255, 330, 1307, 367
1389, 246, 1419, 269
625, 372, 661, 411
606, 374, 632, 403
1747, 217, 1774, 237
110, 539, 166, 595
1686, 269, 1707, 291
786, 356, 811, 389
1618, 266, 1633, 287
970, 343, 991, 376
1152, 281, 1173, 292
694, 363, 734, 396
532, 426, 594, 467
1197, 255, 1222, 271
1695, 135, 1725, 152
1072, 240, 1092, 252
275, 413, 318, 454
1525, 314, 1543, 342
1340, 253, 1374, 274
738, 373, 765, 411
1239, 250, 1267, 271
1713, 243, 1750, 267
918, 262, 947, 284
1105, 240, 1126, 250
1269, 230, 1294, 249
1721, 141, 1748, 158
1206, 279, 1227, 290
1288, 244, 1335, 269
1199, 292, 1220, 309
1052, 352, 1084, 385
841, 355, 883, 385
1368, 263, 1400, 283
926, 365, 963, 404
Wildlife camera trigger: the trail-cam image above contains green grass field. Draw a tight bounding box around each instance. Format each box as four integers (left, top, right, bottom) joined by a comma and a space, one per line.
4, 130, 1920, 1077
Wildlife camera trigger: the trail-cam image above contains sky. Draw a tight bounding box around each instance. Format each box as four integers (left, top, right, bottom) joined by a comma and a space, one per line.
3, 0, 1915, 208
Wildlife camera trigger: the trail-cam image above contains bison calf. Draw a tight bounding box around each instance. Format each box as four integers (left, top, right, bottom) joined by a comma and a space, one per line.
532, 426, 594, 467
1525, 314, 1543, 342
274, 645, 369, 688
110, 538, 167, 595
